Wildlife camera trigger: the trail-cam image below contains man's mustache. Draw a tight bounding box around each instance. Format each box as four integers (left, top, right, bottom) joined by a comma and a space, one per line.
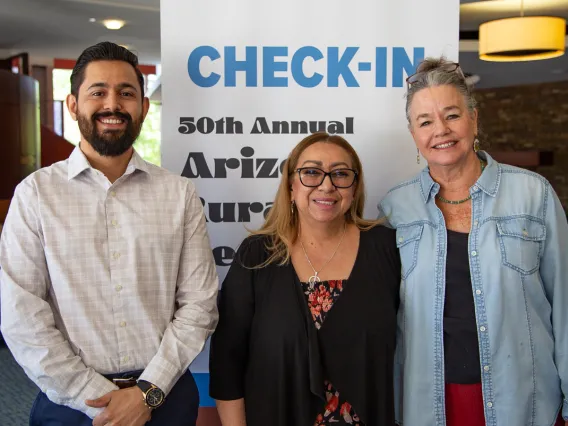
92, 111, 132, 122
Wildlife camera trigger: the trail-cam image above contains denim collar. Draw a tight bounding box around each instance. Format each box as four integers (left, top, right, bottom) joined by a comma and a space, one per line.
67, 145, 149, 181
419, 151, 501, 204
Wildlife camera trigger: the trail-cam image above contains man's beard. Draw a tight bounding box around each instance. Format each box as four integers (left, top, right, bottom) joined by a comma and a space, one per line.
78, 109, 144, 157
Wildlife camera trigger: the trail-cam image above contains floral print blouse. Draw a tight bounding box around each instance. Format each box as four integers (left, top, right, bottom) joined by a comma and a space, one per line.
301, 279, 364, 426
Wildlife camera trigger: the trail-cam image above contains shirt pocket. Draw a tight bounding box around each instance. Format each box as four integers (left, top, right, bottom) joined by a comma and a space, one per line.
496, 217, 545, 275
396, 224, 424, 279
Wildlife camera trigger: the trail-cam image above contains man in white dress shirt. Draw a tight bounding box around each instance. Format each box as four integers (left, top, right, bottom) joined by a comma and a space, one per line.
0, 42, 219, 426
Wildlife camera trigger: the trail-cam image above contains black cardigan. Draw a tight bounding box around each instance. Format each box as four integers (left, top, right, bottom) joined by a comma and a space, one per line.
209, 225, 401, 426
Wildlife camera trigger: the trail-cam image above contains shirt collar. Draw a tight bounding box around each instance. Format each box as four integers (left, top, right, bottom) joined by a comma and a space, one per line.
67, 146, 150, 181
418, 150, 501, 203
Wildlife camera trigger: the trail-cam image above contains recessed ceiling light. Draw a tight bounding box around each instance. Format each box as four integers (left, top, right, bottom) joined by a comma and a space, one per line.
102, 19, 126, 30
89, 18, 96, 23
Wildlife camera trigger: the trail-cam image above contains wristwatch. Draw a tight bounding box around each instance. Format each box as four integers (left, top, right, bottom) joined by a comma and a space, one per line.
136, 380, 165, 409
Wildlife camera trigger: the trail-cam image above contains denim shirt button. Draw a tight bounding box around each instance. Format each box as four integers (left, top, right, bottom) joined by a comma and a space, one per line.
476, 289, 482, 295
484, 365, 490, 372
480, 326, 486, 332
471, 250, 478, 257
487, 402, 493, 408
474, 220, 479, 226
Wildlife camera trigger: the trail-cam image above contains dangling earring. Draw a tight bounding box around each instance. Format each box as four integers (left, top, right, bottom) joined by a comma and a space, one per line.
290, 200, 295, 215
473, 138, 480, 152
416, 148, 421, 165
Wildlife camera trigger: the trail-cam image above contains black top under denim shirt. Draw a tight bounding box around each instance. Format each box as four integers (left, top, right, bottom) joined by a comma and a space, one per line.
444, 229, 482, 384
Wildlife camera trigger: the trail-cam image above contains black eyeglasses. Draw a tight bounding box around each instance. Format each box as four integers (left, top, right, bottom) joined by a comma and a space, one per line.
296, 167, 358, 189
406, 62, 465, 89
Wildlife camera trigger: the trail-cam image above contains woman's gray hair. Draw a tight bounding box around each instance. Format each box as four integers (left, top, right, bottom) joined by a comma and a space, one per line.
405, 57, 477, 124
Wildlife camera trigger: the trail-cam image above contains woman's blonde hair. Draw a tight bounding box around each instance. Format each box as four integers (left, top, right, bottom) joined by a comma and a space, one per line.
251, 132, 381, 267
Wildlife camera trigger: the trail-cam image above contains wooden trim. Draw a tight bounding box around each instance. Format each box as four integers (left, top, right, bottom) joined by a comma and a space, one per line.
488, 151, 543, 168
0, 199, 11, 224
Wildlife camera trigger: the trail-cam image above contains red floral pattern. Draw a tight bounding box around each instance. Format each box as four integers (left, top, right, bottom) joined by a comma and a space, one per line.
301, 279, 364, 425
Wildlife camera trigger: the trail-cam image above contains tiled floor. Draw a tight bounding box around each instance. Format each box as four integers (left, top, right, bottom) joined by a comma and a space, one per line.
0, 343, 39, 425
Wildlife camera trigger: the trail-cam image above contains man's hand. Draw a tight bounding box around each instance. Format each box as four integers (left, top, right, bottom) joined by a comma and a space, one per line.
86, 387, 152, 426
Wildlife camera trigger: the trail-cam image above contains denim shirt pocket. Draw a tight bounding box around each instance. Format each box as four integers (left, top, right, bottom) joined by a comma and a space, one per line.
396, 224, 424, 279
496, 217, 546, 275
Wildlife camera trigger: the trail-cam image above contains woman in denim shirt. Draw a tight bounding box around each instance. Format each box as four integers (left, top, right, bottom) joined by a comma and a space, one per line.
379, 57, 568, 426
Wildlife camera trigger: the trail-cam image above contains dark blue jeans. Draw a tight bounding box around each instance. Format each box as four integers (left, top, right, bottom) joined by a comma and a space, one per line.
29, 371, 199, 426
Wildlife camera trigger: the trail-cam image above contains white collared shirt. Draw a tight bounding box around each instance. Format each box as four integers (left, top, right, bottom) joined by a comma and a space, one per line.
0, 147, 219, 418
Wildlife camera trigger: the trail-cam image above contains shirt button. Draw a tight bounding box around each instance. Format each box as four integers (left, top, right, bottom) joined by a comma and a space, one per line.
111, 220, 118, 227
487, 401, 493, 408
480, 326, 486, 332
475, 289, 482, 295
115, 285, 122, 292
113, 252, 121, 259
110, 191, 116, 197
472, 185, 479, 192
398, 237, 404, 243
522, 229, 528, 236
119, 321, 126, 327
471, 250, 477, 257
474, 220, 479, 226
484, 365, 490, 372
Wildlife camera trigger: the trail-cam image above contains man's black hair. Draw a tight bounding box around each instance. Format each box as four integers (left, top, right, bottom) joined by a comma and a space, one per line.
70, 41, 145, 99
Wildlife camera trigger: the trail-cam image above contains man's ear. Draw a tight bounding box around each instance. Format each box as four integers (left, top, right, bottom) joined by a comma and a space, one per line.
142, 97, 150, 121
66, 94, 78, 121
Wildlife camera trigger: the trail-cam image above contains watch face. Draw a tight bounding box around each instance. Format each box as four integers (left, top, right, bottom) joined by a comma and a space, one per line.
146, 388, 165, 408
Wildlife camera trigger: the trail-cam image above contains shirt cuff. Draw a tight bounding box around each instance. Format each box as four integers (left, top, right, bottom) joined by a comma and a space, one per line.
51, 372, 119, 419
139, 356, 180, 396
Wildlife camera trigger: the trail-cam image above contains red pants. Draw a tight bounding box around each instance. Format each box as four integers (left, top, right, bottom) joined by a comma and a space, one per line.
445, 383, 564, 426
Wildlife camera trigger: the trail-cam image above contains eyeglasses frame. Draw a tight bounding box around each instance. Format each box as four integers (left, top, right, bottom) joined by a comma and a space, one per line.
295, 167, 358, 189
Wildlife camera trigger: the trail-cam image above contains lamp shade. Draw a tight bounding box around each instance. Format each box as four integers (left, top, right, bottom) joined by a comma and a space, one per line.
479, 16, 566, 62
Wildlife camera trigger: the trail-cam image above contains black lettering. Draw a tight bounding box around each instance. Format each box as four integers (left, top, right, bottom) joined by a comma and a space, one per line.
197, 117, 215, 134
256, 158, 280, 178
271, 120, 289, 134
182, 152, 213, 178
346, 117, 354, 133
209, 202, 237, 223
226, 117, 243, 134
327, 120, 344, 134
179, 117, 196, 134
213, 246, 235, 266
291, 120, 308, 134
241, 147, 255, 178
250, 117, 271, 134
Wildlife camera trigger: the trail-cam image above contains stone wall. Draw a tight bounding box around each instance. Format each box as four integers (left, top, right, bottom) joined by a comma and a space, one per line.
475, 80, 568, 210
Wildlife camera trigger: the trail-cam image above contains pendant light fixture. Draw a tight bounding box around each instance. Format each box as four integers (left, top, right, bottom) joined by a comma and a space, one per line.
479, 0, 566, 62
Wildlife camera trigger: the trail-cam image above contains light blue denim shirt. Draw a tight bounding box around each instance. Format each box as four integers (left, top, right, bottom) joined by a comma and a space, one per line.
378, 152, 568, 426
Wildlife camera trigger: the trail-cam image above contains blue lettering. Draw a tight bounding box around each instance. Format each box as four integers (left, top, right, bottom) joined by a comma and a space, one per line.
225, 46, 258, 87
327, 47, 359, 88
291, 46, 324, 88
375, 47, 387, 87
263, 47, 288, 87
187, 46, 220, 88
392, 47, 425, 87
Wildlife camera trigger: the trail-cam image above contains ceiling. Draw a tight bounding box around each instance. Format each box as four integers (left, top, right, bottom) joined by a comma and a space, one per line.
0, 0, 567, 89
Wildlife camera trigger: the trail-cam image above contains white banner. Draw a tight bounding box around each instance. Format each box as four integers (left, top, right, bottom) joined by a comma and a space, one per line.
161, 0, 459, 375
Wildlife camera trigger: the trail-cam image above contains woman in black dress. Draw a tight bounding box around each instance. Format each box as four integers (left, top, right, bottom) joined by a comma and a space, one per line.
209, 132, 401, 426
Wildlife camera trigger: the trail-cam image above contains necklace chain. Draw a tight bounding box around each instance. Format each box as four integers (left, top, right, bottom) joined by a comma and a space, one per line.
300, 223, 347, 288
436, 160, 486, 205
